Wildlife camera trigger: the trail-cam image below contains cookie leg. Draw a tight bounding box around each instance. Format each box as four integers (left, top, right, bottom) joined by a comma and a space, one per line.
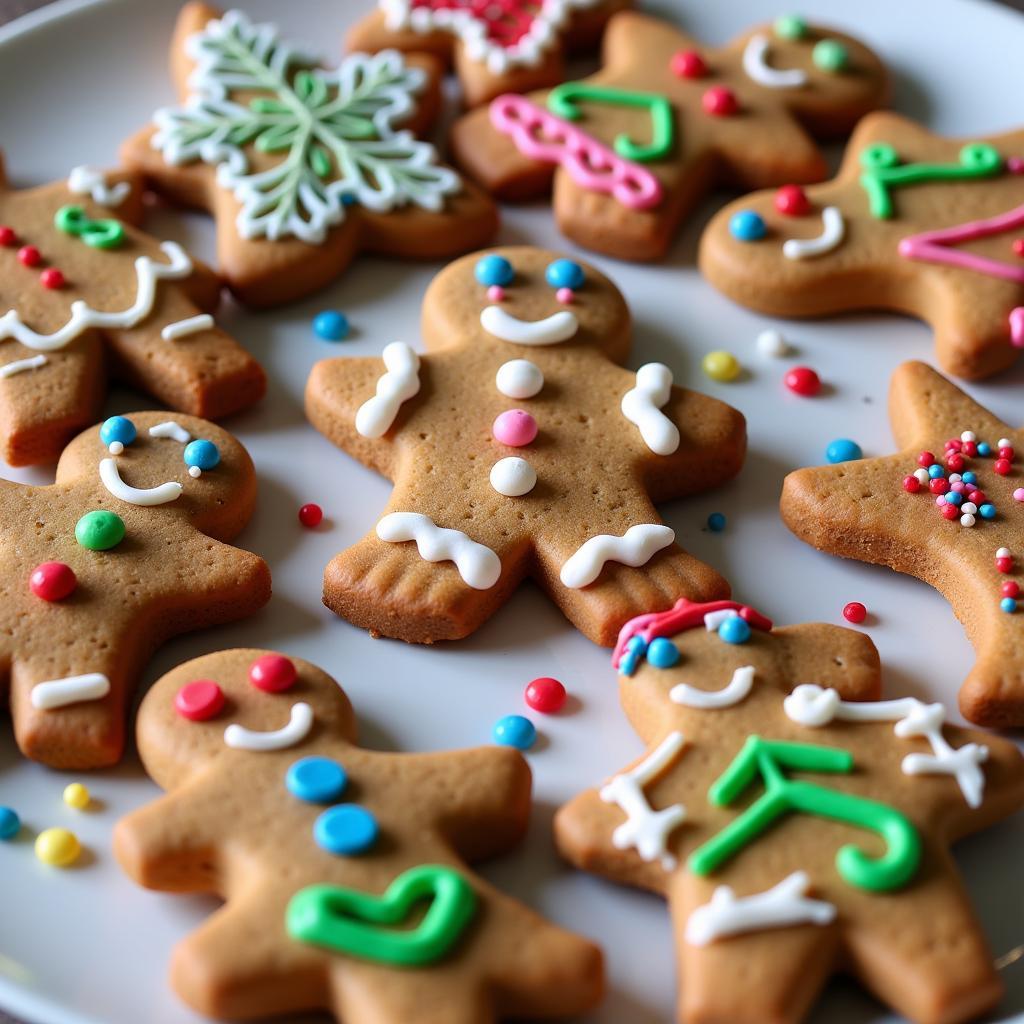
960, 612, 1024, 727
331, 970, 491, 1024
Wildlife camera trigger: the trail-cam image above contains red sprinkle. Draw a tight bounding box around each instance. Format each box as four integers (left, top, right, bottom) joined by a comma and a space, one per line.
1002, 581, 1021, 598
784, 366, 821, 396
40, 268, 64, 289
0, 225, 16, 247
929, 478, 949, 495
29, 561, 77, 601
174, 680, 225, 721
946, 453, 965, 472
941, 504, 959, 520
998, 445, 1015, 460
994, 458, 1012, 476
670, 49, 707, 78
902, 475, 921, 493
298, 503, 323, 528
774, 184, 811, 216
996, 556, 1014, 573
917, 451, 935, 467
968, 490, 986, 504
842, 601, 866, 624
17, 245, 41, 267
525, 677, 567, 714
702, 85, 738, 116
249, 653, 297, 693
962, 441, 977, 457
944, 439, 961, 452
1014, 239, 1024, 258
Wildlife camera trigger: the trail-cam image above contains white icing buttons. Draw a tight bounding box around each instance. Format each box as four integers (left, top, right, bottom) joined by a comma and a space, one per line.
490, 456, 536, 496
496, 358, 544, 399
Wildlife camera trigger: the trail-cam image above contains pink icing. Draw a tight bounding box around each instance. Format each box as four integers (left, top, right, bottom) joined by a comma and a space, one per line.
493, 409, 538, 446
489, 94, 664, 212
1011, 307, 1024, 348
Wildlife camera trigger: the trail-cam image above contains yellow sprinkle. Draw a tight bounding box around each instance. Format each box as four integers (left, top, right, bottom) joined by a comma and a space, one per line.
702, 350, 742, 382
35, 827, 81, 867
63, 782, 91, 810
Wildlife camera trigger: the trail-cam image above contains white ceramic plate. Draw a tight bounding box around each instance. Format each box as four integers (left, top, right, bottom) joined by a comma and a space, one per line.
1, 1, 1024, 1022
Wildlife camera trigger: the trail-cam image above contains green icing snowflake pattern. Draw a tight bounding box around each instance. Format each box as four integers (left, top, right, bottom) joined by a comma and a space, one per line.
151, 9, 460, 244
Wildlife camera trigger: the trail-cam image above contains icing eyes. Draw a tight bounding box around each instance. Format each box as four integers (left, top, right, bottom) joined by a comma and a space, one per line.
813, 39, 849, 73
100, 415, 137, 454
475, 254, 514, 288
183, 439, 220, 477
545, 259, 584, 290
729, 210, 767, 242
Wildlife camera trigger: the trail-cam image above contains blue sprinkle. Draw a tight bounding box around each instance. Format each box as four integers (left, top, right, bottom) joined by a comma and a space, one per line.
719, 616, 752, 645
729, 210, 767, 242
340, 193, 357, 207
707, 512, 727, 532
962, 471, 978, 485
928, 464, 945, 479
475, 254, 514, 287
286, 756, 347, 804
977, 442, 991, 457
945, 491, 963, 507
826, 438, 863, 464
0, 806, 19, 841
313, 310, 349, 341
618, 635, 647, 677
545, 258, 585, 290
492, 714, 536, 750
979, 503, 996, 520
183, 439, 220, 471
1001, 597, 1018, 614
314, 805, 378, 856
100, 415, 136, 448
647, 637, 681, 669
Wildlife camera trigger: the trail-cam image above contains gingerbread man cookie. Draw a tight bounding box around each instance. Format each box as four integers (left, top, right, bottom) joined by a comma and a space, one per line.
120, 5, 499, 307
114, 649, 604, 1023
782, 360, 1024, 728
347, 0, 632, 108
700, 113, 1024, 380
449, 12, 888, 260
305, 246, 746, 645
0, 154, 264, 466
556, 598, 1024, 1024
2, 412, 270, 769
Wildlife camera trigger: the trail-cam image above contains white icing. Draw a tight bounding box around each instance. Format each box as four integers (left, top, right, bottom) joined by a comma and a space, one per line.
756, 328, 790, 358
671, 665, 755, 710
0, 354, 47, 378
0, 242, 192, 353
224, 702, 314, 752
559, 524, 674, 589
621, 363, 679, 456
742, 33, 808, 89
480, 305, 578, 345
355, 342, 421, 438
99, 458, 183, 507
376, 511, 501, 589
161, 313, 213, 340
149, 421, 192, 443
490, 456, 536, 496
600, 731, 686, 871
782, 206, 845, 260
496, 358, 543, 399
31, 673, 111, 710
685, 871, 836, 947
67, 165, 131, 207
703, 609, 738, 631
784, 684, 988, 808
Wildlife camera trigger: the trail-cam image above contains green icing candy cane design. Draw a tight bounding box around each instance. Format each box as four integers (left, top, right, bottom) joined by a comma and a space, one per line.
688, 736, 921, 892
286, 864, 477, 966
858, 141, 1003, 219
546, 83, 675, 164
54, 204, 124, 250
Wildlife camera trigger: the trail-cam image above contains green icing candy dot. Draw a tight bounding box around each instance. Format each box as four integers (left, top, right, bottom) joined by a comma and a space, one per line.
75, 510, 125, 551
813, 39, 849, 72
774, 14, 808, 40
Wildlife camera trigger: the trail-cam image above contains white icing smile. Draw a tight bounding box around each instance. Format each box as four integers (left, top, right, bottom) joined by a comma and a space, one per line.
99, 458, 183, 507
224, 702, 314, 752
480, 305, 578, 345
783, 206, 845, 260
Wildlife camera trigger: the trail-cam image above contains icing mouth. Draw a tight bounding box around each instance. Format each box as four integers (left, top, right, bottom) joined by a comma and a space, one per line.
480, 305, 578, 345
224, 702, 314, 752
99, 458, 183, 506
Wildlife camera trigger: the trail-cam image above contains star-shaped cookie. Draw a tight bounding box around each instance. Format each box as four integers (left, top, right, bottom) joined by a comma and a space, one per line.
700, 112, 1024, 380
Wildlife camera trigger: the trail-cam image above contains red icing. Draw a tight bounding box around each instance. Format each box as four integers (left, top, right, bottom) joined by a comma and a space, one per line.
249, 653, 297, 693
408, 0, 546, 50
174, 680, 225, 721
29, 561, 77, 601
612, 598, 773, 668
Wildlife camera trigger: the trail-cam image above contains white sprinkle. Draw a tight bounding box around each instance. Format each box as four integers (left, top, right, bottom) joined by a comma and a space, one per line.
161, 313, 214, 341
961, 431, 976, 443
756, 328, 790, 358
997, 547, 1012, 558
0, 353, 47, 378
913, 468, 930, 485
188, 465, 202, 478
961, 513, 976, 527
962, 502, 978, 515
108, 441, 124, 455
149, 421, 191, 443
998, 438, 1012, 449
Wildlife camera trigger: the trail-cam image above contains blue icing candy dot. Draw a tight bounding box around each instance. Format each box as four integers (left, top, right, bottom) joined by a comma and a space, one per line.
545, 258, 585, 290
945, 491, 963, 507
979, 503, 996, 519
647, 637, 681, 669
0, 806, 19, 840
314, 805, 379, 856
618, 635, 647, 677
100, 415, 136, 447
729, 210, 767, 242
475, 254, 514, 287
928, 463, 945, 479
313, 310, 349, 341
492, 714, 536, 750
719, 616, 752, 644
962, 471, 977, 484
826, 438, 863, 464
1001, 597, 1018, 614
286, 756, 347, 804
184, 439, 220, 471
977, 442, 991, 457
707, 512, 727, 532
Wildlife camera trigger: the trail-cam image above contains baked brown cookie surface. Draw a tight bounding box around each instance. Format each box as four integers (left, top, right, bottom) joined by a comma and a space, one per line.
306, 246, 746, 646
1, 412, 270, 769
114, 648, 604, 1023
0, 155, 264, 466
782, 360, 1024, 727
700, 113, 1024, 380
450, 12, 888, 260
120, 4, 498, 307
556, 598, 1024, 1024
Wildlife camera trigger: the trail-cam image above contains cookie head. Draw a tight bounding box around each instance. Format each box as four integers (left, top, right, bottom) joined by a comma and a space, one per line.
422, 247, 631, 360
134, 650, 357, 790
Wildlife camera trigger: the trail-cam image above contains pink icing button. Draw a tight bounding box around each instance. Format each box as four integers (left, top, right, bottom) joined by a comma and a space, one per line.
556, 287, 574, 304
174, 680, 225, 722
493, 409, 538, 447
1015, 488, 1024, 501
249, 654, 298, 693
487, 285, 505, 302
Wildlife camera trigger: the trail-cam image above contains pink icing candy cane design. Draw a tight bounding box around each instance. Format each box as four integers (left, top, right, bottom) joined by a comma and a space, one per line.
489, 94, 664, 212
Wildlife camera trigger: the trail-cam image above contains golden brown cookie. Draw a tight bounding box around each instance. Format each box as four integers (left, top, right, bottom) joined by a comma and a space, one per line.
347, 0, 632, 108
781, 360, 1024, 728
119, 4, 499, 307
556, 597, 1024, 1024
0, 154, 264, 466
305, 246, 746, 646
114, 648, 604, 1023
699, 112, 1024, 380
449, 12, 888, 260
2, 412, 270, 769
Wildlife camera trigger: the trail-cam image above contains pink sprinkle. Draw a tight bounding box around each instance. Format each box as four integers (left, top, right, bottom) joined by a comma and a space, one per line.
1009, 156, 1024, 174
1015, 488, 1024, 501
951, 481, 967, 493
935, 495, 947, 506
487, 285, 505, 302
556, 287, 574, 304
493, 409, 538, 447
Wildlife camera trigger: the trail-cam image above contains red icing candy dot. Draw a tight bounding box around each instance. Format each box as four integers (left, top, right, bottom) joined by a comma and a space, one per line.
998, 445, 1015, 460
525, 677, 567, 714
842, 601, 866, 624
1014, 239, 1024, 258
1002, 581, 1020, 598
946, 453, 965, 472
670, 50, 707, 78
917, 451, 935, 467
996, 556, 1014, 573
994, 458, 1012, 475
929, 478, 949, 495
40, 268, 64, 289
702, 85, 738, 117
249, 653, 297, 693
29, 561, 77, 601
784, 366, 821, 396
941, 503, 959, 520
174, 680, 225, 721
902, 475, 921, 493
17, 245, 41, 267
774, 184, 811, 216
0, 225, 17, 246
298, 503, 323, 528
